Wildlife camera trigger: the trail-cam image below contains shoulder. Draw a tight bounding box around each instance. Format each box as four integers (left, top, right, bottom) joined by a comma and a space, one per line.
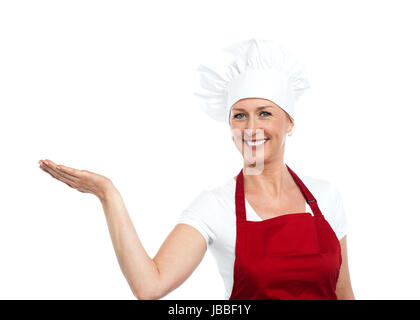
177, 177, 236, 246
299, 175, 341, 205
183, 177, 235, 214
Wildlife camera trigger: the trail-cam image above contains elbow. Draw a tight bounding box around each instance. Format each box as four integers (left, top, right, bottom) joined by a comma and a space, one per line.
336, 287, 356, 300
134, 291, 151, 300
133, 287, 162, 300
135, 293, 162, 300
134, 290, 153, 300
132, 267, 165, 300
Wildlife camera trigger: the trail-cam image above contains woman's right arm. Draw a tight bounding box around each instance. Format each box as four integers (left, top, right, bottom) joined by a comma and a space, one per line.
39, 159, 207, 300
100, 184, 207, 300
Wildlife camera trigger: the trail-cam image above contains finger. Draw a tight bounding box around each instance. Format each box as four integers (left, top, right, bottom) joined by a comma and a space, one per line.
42, 159, 80, 180
40, 162, 77, 183
41, 164, 77, 187
55, 164, 83, 179
42, 159, 62, 171
56, 168, 79, 182
50, 164, 79, 182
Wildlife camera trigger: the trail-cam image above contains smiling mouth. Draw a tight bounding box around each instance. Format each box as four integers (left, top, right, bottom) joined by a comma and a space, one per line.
243, 138, 269, 146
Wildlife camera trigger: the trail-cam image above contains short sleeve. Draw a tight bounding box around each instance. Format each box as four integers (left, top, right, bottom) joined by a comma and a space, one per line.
176, 190, 217, 248
330, 183, 349, 241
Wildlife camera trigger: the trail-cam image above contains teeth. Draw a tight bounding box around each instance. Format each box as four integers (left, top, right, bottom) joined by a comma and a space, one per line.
245, 139, 267, 146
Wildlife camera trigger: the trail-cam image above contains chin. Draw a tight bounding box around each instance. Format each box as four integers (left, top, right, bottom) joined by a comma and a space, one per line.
243, 155, 270, 166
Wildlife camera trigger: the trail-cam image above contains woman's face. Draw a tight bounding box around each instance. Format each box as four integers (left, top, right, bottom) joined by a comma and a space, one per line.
229, 98, 293, 166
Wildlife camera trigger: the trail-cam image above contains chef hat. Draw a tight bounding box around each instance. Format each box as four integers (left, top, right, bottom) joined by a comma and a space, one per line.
193, 38, 310, 124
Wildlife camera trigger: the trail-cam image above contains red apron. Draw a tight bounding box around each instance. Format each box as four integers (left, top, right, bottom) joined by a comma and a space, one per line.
229, 165, 342, 300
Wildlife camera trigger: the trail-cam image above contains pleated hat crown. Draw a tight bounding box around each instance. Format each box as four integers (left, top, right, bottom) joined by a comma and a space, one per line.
193, 38, 310, 123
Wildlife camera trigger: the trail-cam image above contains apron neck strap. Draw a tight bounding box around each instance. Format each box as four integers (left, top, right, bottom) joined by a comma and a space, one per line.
235, 165, 323, 221
286, 164, 323, 216
235, 168, 247, 221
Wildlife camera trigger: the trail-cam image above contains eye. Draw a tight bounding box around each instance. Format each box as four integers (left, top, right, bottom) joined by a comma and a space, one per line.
260, 111, 271, 117
233, 113, 245, 119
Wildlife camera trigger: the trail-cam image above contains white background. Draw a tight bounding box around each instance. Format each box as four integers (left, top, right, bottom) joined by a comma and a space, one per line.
1, 0, 419, 299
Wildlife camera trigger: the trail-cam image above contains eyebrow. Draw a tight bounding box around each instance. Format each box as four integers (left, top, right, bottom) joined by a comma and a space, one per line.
231, 105, 274, 112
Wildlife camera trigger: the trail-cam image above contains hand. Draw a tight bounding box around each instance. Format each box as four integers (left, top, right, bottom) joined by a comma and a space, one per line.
38, 159, 114, 201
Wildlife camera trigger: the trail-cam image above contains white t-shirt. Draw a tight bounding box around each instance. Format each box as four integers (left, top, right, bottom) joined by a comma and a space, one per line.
176, 173, 349, 300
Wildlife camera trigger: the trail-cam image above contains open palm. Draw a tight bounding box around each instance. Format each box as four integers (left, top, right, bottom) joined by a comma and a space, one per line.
39, 159, 111, 200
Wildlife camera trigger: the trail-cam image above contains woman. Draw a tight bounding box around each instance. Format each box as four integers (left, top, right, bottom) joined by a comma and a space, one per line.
38, 39, 355, 300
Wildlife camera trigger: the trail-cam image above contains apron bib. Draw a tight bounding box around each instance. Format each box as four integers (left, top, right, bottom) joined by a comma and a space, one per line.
229, 165, 342, 300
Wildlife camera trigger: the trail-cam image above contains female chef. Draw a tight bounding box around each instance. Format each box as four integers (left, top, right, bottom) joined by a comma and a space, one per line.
38, 38, 355, 300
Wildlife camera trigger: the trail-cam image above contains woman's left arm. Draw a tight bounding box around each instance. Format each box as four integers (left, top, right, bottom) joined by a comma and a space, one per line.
336, 235, 356, 299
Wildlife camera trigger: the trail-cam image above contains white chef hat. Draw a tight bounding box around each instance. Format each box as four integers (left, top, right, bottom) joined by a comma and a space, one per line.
193, 38, 310, 124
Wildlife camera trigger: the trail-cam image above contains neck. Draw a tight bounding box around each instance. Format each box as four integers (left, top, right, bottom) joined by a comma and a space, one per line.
242, 157, 295, 198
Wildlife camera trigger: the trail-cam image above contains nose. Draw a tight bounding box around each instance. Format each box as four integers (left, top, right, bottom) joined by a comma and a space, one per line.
244, 115, 261, 139
246, 114, 257, 130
